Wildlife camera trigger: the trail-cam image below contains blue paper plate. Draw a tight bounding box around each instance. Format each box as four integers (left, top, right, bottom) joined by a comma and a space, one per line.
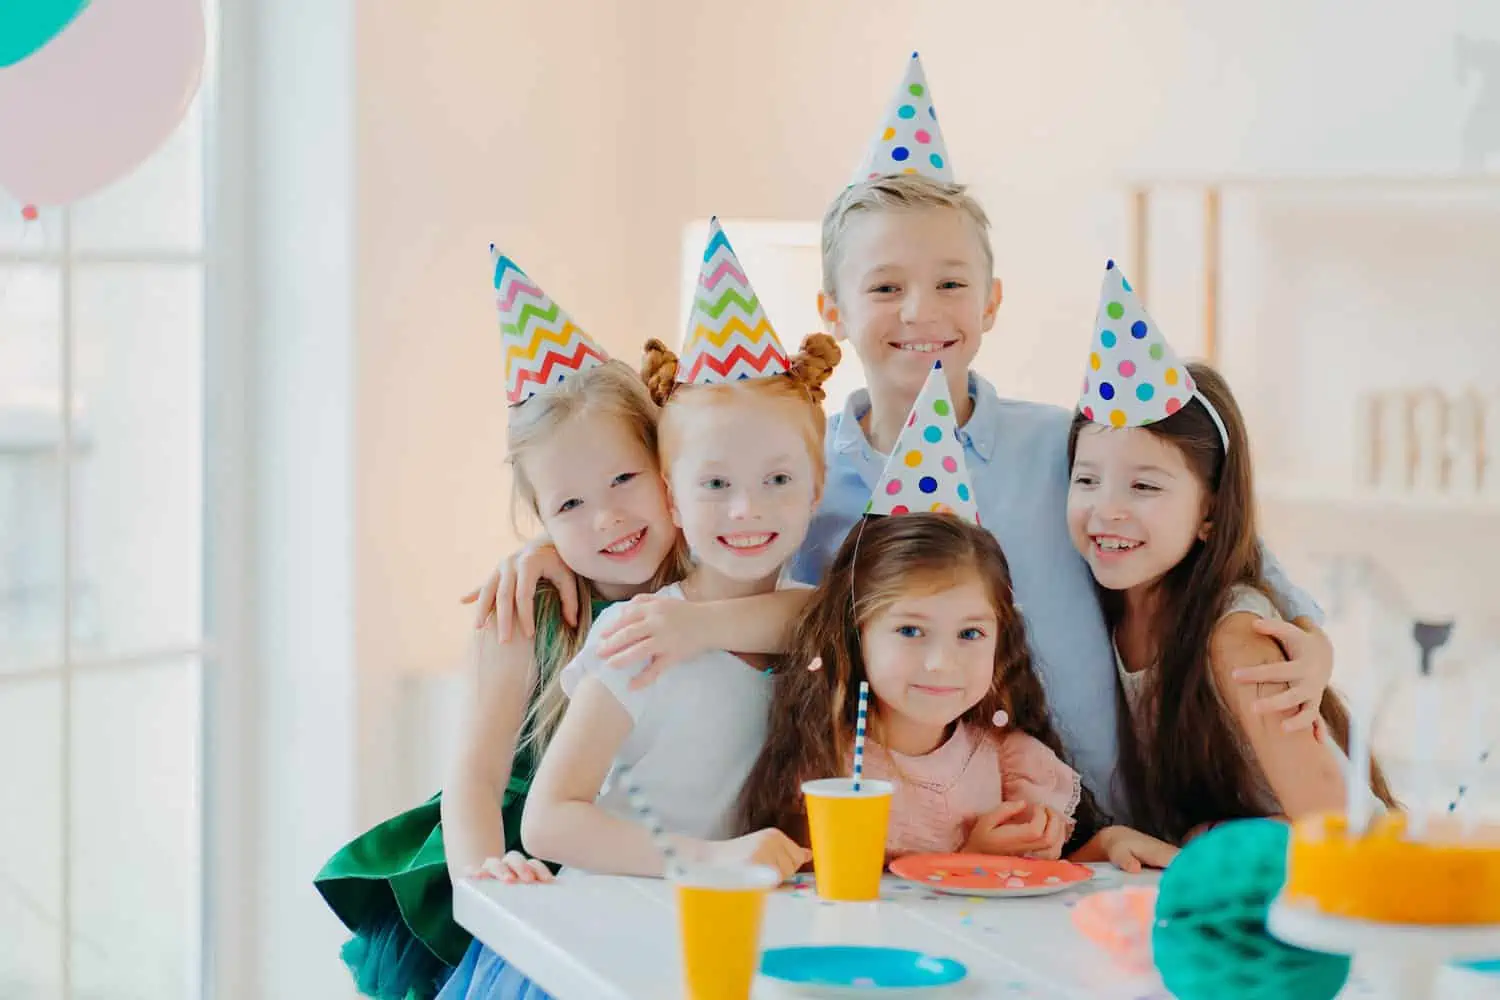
760, 945, 967, 995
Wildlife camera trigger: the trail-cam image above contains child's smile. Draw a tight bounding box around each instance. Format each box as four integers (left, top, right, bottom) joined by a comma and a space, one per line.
599, 526, 650, 560
716, 530, 780, 557
1067, 426, 1208, 594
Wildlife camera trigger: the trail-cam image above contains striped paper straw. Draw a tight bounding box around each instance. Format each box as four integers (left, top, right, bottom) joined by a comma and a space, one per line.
852, 680, 870, 791
618, 763, 682, 878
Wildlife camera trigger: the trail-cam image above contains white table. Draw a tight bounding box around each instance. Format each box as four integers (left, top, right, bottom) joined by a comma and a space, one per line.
455, 866, 1172, 999
455, 868, 1500, 1000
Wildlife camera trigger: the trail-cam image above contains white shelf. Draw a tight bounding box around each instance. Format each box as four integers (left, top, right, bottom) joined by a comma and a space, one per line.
1121, 171, 1500, 191
1260, 483, 1500, 518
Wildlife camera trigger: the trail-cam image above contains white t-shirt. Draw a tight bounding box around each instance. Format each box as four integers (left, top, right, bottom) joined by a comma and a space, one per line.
560, 582, 787, 841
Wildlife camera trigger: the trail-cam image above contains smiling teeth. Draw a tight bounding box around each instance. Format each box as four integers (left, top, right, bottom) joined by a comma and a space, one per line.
603, 531, 643, 554
1097, 538, 1140, 552
723, 533, 773, 549
898, 343, 946, 352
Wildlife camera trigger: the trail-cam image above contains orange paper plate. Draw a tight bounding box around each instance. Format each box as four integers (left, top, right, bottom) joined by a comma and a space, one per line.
889, 853, 1093, 897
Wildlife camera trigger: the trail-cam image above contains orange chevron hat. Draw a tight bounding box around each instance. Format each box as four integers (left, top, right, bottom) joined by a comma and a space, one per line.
676, 218, 790, 384
493, 247, 609, 406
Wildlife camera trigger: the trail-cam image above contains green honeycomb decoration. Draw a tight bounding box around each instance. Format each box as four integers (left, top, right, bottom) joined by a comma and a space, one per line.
1153, 818, 1351, 1000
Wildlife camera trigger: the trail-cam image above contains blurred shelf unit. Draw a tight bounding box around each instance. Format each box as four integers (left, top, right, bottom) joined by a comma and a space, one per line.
1119, 171, 1500, 365
1259, 481, 1500, 519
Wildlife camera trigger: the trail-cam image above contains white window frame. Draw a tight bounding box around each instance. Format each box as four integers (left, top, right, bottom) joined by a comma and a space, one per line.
0, 10, 226, 1000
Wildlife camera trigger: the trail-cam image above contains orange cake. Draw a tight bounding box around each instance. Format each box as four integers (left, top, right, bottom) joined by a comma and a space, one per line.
1284, 812, 1500, 925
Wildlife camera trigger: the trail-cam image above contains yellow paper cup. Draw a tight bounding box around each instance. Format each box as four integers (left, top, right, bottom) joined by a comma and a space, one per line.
802, 777, 893, 901
674, 864, 778, 1000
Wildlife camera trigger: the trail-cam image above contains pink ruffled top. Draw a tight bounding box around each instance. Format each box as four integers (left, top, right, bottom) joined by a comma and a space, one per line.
853, 722, 1082, 856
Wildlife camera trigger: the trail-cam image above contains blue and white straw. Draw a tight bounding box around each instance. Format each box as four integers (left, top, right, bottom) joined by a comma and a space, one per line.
618, 763, 682, 878
852, 680, 870, 792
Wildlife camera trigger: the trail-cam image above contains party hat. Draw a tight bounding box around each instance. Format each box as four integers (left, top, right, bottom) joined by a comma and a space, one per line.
865, 361, 979, 523
494, 248, 609, 405
850, 52, 955, 185
676, 219, 791, 384
1078, 259, 1204, 431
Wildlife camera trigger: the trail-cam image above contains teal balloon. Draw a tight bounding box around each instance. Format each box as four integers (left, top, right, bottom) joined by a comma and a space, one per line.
1153, 819, 1351, 1000
0, 0, 90, 68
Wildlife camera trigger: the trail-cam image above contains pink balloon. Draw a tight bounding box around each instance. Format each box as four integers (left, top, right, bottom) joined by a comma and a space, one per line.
0, 0, 205, 206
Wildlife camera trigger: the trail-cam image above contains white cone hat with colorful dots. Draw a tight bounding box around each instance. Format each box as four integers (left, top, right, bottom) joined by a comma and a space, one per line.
865, 361, 979, 523
1077, 259, 1227, 447
850, 52, 955, 185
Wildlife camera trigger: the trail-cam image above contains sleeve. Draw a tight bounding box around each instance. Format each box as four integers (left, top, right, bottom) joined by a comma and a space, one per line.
998, 731, 1083, 836
1259, 540, 1324, 624
558, 603, 628, 697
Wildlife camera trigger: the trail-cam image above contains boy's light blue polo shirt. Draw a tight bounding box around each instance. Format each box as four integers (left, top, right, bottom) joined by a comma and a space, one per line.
791, 373, 1321, 821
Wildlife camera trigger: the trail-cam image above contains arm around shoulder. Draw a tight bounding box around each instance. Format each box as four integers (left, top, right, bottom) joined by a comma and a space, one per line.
1210, 614, 1345, 819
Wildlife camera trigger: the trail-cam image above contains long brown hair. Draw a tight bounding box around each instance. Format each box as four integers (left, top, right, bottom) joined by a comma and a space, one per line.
736, 513, 1103, 843
1067, 361, 1395, 842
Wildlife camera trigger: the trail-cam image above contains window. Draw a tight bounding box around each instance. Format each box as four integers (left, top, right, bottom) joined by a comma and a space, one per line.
0, 91, 206, 1000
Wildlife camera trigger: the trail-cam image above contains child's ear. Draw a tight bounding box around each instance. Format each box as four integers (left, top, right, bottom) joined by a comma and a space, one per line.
980, 277, 1003, 331
816, 291, 844, 341
1198, 518, 1213, 542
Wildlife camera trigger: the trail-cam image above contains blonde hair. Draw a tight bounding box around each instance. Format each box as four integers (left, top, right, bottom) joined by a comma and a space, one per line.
506, 360, 687, 756
639, 334, 841, 487
820, 174, 994, 299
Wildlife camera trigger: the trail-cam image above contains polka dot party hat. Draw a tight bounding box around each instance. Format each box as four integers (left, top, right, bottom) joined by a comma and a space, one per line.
1077, 259, 1227, 448
676, 218, 791, 384
850, 52, 955, 185
494, 247, 609, 406
865, 361, 979, 523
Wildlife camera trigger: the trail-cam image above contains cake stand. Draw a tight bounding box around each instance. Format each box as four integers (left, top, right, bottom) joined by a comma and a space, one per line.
1268, 898, 1500, 1000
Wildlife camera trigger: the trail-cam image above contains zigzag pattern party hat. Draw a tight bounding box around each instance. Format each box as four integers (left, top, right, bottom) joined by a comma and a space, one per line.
866, 361, 979, 523
677, 218, 790, 384
494, 248, 609, 406
850, 52, 955, 185
1078, 259, 1203, 430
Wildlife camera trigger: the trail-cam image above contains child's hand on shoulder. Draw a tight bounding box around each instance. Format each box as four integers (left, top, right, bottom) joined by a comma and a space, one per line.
704, 828, 811, 881
597, 593, 712, 689
1088, 826, 1178, 874
467, 851, 555, 884
461, 540, 576, 640
962, 800, 1068, 860
1233, 618, 1333, 737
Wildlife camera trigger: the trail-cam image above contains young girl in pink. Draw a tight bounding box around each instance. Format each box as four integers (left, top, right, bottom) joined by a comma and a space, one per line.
739, 364, 1173, 871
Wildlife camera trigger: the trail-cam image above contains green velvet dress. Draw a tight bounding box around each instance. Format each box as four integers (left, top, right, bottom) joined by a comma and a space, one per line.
314, 600, 609, 1000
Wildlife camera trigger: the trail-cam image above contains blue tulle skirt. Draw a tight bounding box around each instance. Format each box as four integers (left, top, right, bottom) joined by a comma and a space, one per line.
435, 940, 554, 1000
342, 915, 455, 1000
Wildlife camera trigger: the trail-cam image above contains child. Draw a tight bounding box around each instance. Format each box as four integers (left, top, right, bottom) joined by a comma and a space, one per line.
739, 364, 1175, 872
316, 254, 690, 1000
1065, 260, 1396, 844
516, 220, 837, 889
464, 53, 1333, 821
787, 52, 1336, 819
